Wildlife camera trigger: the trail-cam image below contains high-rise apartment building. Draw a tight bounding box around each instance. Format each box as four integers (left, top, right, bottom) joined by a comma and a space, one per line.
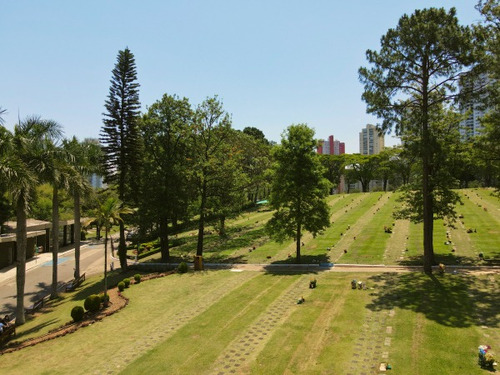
317, 135, 345, 156
459, 74, 491, 139
359, 124, 384, 155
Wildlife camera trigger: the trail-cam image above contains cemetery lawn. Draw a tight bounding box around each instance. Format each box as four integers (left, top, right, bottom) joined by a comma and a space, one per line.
1, 269, 498, 375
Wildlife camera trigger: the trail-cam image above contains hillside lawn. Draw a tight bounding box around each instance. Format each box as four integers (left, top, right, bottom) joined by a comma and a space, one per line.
1, 189, 499, 374
1, 269, 498, 374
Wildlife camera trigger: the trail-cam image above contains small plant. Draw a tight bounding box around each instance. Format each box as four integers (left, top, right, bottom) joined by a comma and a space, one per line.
118, 281, 125, 292
84, 294, 101, 312
123, 278, 130, 288
177, 262, 188, 274
71, 305, 84, 322
134, 274, 141, 284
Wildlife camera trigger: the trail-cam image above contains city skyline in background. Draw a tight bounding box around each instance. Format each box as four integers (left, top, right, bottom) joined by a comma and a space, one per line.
1, 1, 480, 153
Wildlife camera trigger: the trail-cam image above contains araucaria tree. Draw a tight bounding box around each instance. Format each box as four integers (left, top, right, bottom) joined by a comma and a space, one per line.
359, 8, 479, 272
100, 47, 142, 270
266, 124, 330, 263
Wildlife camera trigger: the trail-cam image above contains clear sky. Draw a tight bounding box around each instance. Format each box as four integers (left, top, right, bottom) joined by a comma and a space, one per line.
1, 1, 481, 153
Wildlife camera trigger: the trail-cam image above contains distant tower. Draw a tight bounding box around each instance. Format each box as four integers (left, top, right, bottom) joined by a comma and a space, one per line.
359, 124, 384, 155
317, 135, 345, 155
459, 73, 491, 139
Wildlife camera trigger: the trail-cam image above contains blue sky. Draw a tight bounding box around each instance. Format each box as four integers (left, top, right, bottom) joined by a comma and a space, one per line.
1, 1, 481, 153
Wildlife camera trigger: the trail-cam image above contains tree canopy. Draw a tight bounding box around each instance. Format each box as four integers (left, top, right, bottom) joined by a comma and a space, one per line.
359, 7, 479, 272
266, 124, 330, 263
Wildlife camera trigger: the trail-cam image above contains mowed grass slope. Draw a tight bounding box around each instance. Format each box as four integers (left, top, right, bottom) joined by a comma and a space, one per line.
1, 270, 497, 375
140, 189, 500, 266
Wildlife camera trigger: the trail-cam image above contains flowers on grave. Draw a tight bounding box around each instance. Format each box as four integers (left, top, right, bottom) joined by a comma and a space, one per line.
351, 280, 357, 289
309, 278, 317, 289
439, 263, 445, 274
478, 345, 497, 369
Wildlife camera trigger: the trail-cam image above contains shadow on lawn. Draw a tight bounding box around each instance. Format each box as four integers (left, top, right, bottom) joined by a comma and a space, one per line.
262, 253, 330, 275
398, 254, 478, 266
366, 272, 499, 328
13, 318, 59, 341
398, 253, 500, 267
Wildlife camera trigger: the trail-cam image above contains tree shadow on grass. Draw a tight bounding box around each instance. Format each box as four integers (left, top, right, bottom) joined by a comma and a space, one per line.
13, 318, 59, 342
366, 272, 499, 328
69, 270, 136, 302
262, 253, 330, 275
398, 254, 479, 266
270, 253, 330, 265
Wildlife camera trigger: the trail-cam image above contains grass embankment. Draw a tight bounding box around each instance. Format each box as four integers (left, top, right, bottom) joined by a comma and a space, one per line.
12, 271, 135, 342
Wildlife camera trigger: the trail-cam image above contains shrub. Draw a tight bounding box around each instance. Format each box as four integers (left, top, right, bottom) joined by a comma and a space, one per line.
134, 274, 141, 284
84, 294, 101, 312
123, 278, 130, 288
71, 306, 84, 322
177, 262, 188, 274
118, 281, 125, 292
99, 293, 110, 304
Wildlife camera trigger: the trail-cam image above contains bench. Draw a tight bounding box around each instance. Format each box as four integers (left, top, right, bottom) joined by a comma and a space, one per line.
0, 325, 16, 346
25, 295, 49, 315
66, 272, 86, 292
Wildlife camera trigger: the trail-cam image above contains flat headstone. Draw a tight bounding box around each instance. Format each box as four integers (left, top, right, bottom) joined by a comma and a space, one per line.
382, 352, 389, 359
384, 338, 391, 346
386, 326, 392, 334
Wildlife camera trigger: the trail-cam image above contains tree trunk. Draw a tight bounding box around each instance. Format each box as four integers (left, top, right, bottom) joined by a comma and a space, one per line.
219, 216, 226, 237
74, 192, 81, 279
51, 185, 59, 299
15, 197, 27, 325
422, 67, 434, 274
118, 221, 127, 271
296, 222, 301, 263
110, 234, 115, 258
361, 180, 369, 192
160, 216, 170, 263
104, 227, 108, 303
196, 179, 207, 256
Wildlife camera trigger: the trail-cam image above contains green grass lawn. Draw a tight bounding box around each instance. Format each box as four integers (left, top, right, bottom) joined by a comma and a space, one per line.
2, 269, 498, 374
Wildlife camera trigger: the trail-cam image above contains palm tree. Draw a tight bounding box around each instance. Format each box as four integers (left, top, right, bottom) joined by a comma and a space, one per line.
34, 131, 74, 299
0, 107, 6, 125
63, 137, 102, 279
95, 196, 133, 301
0, 116, 62, 324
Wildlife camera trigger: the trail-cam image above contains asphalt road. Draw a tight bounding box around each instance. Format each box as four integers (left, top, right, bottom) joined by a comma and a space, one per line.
0, 241, 109, 316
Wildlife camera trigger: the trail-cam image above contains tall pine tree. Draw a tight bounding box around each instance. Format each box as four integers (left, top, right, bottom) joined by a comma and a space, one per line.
100, 47, 142, 270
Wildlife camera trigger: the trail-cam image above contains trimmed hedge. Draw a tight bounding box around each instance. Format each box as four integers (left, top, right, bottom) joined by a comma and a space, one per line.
118, 281, 125, 292
84, 294, 101, 312
71, 306, 84, 322
177, 262, 188, 274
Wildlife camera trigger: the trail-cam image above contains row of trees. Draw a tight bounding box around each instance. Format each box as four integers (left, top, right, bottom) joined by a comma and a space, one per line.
0, 114, 103, 324
99, 48, 273, 268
